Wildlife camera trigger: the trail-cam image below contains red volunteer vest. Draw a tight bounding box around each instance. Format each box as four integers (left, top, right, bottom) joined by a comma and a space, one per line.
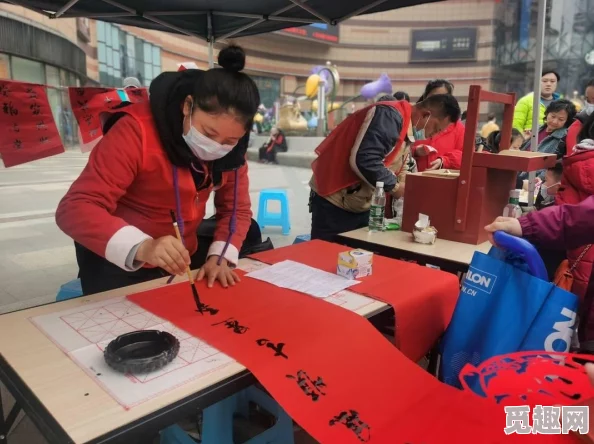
312, 101, 411, 197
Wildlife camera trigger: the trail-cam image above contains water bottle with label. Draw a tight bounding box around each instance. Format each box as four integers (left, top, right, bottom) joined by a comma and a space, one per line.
503, 189, 523, 218
369, 181, 386, 232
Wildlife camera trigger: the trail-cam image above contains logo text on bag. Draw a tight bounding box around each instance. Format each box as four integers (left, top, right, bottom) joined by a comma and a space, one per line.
544, 307, 576, 352
464, 267, 497, 294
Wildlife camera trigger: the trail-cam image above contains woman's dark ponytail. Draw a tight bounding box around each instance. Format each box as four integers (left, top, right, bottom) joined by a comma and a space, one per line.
218, 45, 246, 72
191, 44, 259, 129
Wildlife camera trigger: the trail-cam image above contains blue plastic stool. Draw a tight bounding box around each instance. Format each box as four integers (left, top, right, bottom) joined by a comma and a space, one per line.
293, 234, 311, 244
257, 189, 290, 235
56, 279, 83, 302
160, 385, 294, 444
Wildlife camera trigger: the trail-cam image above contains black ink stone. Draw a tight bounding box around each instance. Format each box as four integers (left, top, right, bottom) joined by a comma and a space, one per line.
104, 330, 179, 374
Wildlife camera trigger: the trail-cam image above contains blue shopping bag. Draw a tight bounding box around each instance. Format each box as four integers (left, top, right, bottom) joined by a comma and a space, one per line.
440, 233, 579, 388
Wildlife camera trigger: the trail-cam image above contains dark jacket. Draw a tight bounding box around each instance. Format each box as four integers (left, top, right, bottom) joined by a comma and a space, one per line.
519, 195, 594, 340
352, 105, 403, 192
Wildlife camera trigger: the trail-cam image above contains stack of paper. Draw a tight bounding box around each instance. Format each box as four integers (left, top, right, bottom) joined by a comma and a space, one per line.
246, 260, 359, 298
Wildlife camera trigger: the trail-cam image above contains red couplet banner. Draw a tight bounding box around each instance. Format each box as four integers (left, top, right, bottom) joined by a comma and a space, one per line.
128, 274, 575, 444
251, 240, 460, 362
0, 80, 64, 167
69, 87, 149, 144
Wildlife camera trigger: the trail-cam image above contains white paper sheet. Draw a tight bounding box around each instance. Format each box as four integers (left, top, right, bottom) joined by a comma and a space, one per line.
246, 260, 359, 298
30, 296, 234, 408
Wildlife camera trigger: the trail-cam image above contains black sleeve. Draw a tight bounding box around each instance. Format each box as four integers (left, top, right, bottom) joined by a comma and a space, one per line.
353, 105, 403, 192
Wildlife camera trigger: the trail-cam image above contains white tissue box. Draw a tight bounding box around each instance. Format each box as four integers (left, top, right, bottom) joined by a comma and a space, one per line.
337, 249, 373, 279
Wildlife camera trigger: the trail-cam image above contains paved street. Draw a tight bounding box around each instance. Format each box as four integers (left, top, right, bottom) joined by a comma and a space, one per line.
0, 151, 313, 314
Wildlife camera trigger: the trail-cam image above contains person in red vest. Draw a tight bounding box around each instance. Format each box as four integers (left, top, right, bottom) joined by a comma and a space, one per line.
56, 45, 257, 295
309, 94, 461, 241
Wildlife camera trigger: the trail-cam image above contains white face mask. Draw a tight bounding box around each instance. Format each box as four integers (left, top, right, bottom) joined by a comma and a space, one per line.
540, 182, 560, 200
182, 103, 236, 161
586, 102, 594, 116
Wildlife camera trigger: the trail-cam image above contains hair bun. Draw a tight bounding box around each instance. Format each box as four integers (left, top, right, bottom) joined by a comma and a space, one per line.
218, 45, 246, 72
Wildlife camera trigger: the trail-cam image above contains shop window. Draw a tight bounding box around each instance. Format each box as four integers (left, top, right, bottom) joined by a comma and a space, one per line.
97, 21, 161, 87
45, 65, 60, 87
11, 56, 44, 84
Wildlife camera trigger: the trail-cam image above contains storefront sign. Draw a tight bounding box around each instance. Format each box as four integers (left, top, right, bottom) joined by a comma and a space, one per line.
280, 23, 339, 44
410, 28, 477, 62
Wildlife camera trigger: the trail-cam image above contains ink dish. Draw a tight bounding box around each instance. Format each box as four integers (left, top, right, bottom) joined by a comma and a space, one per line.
104, 330, 179, 374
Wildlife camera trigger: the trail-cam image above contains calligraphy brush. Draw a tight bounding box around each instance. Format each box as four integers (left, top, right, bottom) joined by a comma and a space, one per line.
169, 210, 203, 315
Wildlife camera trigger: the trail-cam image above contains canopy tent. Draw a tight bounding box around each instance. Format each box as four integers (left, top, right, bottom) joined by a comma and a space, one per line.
2, 0, 440, 42
4, 0, 550, 197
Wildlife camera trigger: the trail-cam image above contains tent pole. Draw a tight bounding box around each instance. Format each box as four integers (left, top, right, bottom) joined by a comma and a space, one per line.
527, 0, 547, 208
207, 12, 214, 68
289, 0, 332, 24
316, 79, 326, 136
53, 0, 80, 18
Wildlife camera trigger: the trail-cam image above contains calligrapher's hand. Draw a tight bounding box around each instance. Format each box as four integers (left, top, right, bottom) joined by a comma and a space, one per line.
135, 236, 190, 276
428, 158, 443, 170
197, 255, 240, 288
484, 217, 523, 245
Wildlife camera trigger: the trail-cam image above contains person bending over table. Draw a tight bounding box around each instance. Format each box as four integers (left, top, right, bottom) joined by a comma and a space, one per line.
56, 45, 257, 295
309, 94, 460, 242
409, 79, 465, 172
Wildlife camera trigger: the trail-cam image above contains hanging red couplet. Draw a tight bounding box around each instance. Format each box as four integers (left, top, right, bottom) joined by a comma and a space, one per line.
69, 86, 148, 144
0, 80, 64, 168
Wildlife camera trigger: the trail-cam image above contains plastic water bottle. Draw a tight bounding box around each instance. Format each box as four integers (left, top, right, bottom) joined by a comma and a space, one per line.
369, 181, 386, 232
503, 189, 523, 218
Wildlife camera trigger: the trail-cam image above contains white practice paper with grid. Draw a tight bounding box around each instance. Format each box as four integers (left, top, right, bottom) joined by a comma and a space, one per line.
30, 296, 235, 409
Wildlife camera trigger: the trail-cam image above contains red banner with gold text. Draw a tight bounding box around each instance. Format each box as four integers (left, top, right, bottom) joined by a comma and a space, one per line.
0, 80, 64, 167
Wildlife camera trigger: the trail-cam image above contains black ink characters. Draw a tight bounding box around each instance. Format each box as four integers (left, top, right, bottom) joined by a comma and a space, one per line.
286, 370, 326, 401
212, 317, 249, 334
256, 339, 288, 359
329, 410, 371, 442
3, 102, 18, 116
198, 303, 219, 316
30, 103, 41, 115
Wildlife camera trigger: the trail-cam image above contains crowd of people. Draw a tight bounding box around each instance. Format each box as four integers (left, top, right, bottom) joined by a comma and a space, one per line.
308, 69, 594, 344
54, 41, 594, 345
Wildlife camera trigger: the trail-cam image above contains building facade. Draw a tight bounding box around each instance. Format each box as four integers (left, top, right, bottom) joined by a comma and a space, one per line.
493, 0, 594, 104
1, 0, 540, 135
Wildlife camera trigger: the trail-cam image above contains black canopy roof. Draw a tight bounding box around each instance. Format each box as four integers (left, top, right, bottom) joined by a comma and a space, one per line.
4, 0, 440, 41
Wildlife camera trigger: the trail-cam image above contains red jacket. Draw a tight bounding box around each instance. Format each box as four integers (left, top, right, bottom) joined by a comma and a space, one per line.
56, 103, 251, 270
312, 101, 411, 197
566, 119, 582, 153
555, 146, 594, 302
412, 120, 465, 172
